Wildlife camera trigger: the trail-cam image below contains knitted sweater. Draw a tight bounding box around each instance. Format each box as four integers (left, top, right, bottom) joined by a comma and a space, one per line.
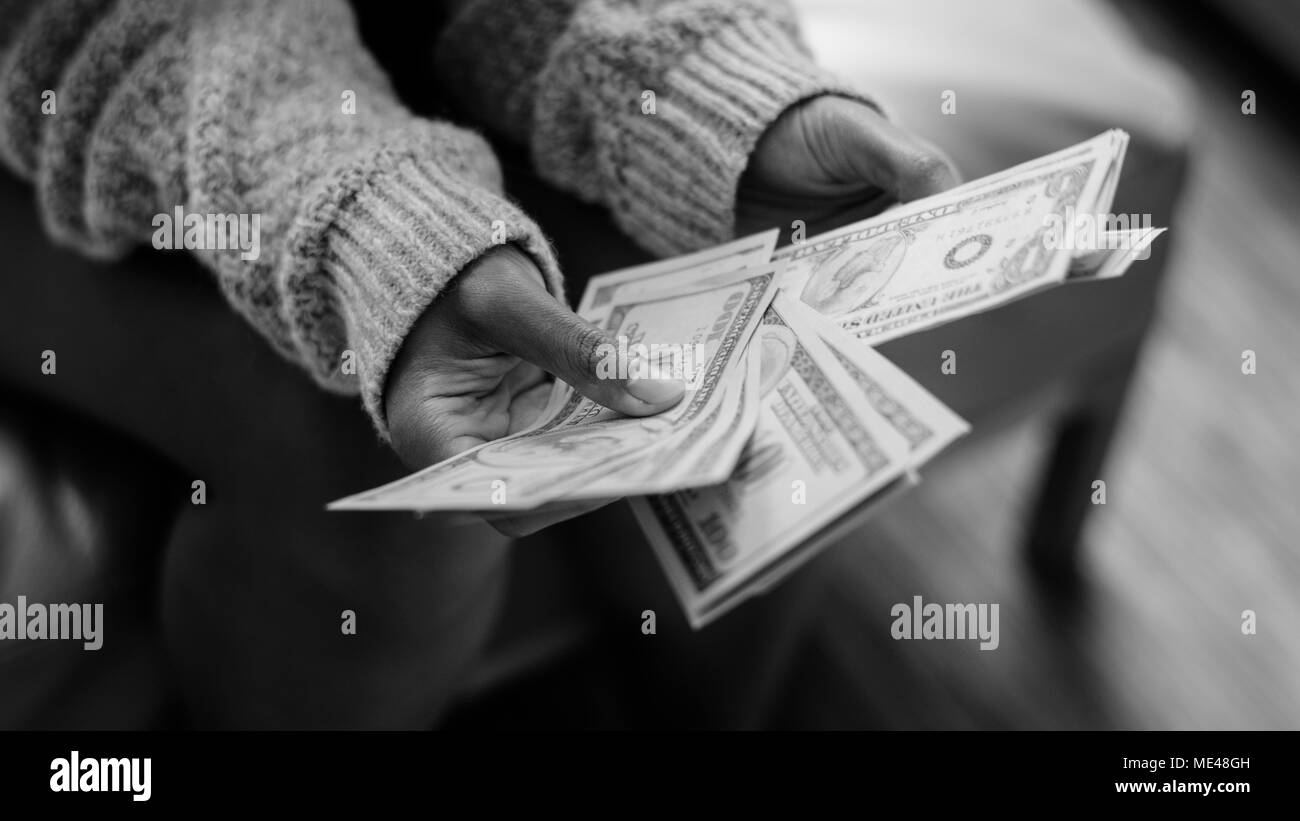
0, 0, 854, 436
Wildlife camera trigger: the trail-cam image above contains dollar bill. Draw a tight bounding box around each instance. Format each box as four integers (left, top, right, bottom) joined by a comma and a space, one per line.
1067, 227, 1168, 281
329, 266, 779, 512
547, 346, 764, 501
773, 130, 1150, 346
632, 293, 965, 627
524, 229, 780, 414
797, 303, 970, 467
578, 229, 779, 319
934, 129, 1129, 206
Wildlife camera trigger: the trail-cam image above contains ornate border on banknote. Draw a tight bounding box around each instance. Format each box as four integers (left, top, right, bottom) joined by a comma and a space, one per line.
645, 320, 895, 593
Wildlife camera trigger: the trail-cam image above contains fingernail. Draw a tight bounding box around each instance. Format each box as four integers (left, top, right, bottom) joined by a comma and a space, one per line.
627, 376, 684, 406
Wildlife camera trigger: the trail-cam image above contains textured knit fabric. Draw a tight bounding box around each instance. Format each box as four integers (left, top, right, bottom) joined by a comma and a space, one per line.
0, 0, 858, 436
435, 0, 869, 257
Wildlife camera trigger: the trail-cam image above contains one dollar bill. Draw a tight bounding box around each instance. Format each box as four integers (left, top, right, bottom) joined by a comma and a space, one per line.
633, 293, 967, 627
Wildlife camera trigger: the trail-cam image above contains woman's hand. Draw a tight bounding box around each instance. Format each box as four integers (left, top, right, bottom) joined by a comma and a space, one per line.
382, 245, 684, 532
737, 96, 961, 239
382, 97, 957, 536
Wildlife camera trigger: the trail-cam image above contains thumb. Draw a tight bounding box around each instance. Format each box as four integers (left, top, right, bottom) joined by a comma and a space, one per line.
822, 99, 961, 201
460, 246, 685, 416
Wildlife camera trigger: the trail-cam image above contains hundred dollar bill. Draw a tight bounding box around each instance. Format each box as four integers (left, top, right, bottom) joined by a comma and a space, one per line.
633, 293, 940, 627
773, 131, 1153, 346
329, 267, 778, 512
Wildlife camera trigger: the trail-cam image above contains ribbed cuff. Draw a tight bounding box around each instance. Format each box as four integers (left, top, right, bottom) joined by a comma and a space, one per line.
547, 15, 875, 257
316, 141, 562, 440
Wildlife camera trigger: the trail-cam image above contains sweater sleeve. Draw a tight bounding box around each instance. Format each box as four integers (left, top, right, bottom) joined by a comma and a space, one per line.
0, 0, 563, 438
433, 0, 871, 258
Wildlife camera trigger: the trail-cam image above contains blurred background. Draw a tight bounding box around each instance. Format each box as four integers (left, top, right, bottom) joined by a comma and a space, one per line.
2, 0, 1297, 729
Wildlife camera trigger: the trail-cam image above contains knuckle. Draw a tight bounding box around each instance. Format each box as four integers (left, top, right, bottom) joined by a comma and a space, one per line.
907, 150, 951, 183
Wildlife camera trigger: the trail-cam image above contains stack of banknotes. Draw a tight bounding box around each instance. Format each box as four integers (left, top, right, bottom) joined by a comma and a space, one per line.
331, 129, 1166, 627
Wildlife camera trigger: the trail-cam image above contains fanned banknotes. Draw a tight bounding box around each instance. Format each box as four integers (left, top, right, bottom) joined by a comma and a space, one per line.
330, 266, 779, 511
330, 130, 1164, 628
633, 294, 968, 626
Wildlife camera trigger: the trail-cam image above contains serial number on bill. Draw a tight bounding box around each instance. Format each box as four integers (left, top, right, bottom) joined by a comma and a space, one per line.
1122, 757, 1251, 771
